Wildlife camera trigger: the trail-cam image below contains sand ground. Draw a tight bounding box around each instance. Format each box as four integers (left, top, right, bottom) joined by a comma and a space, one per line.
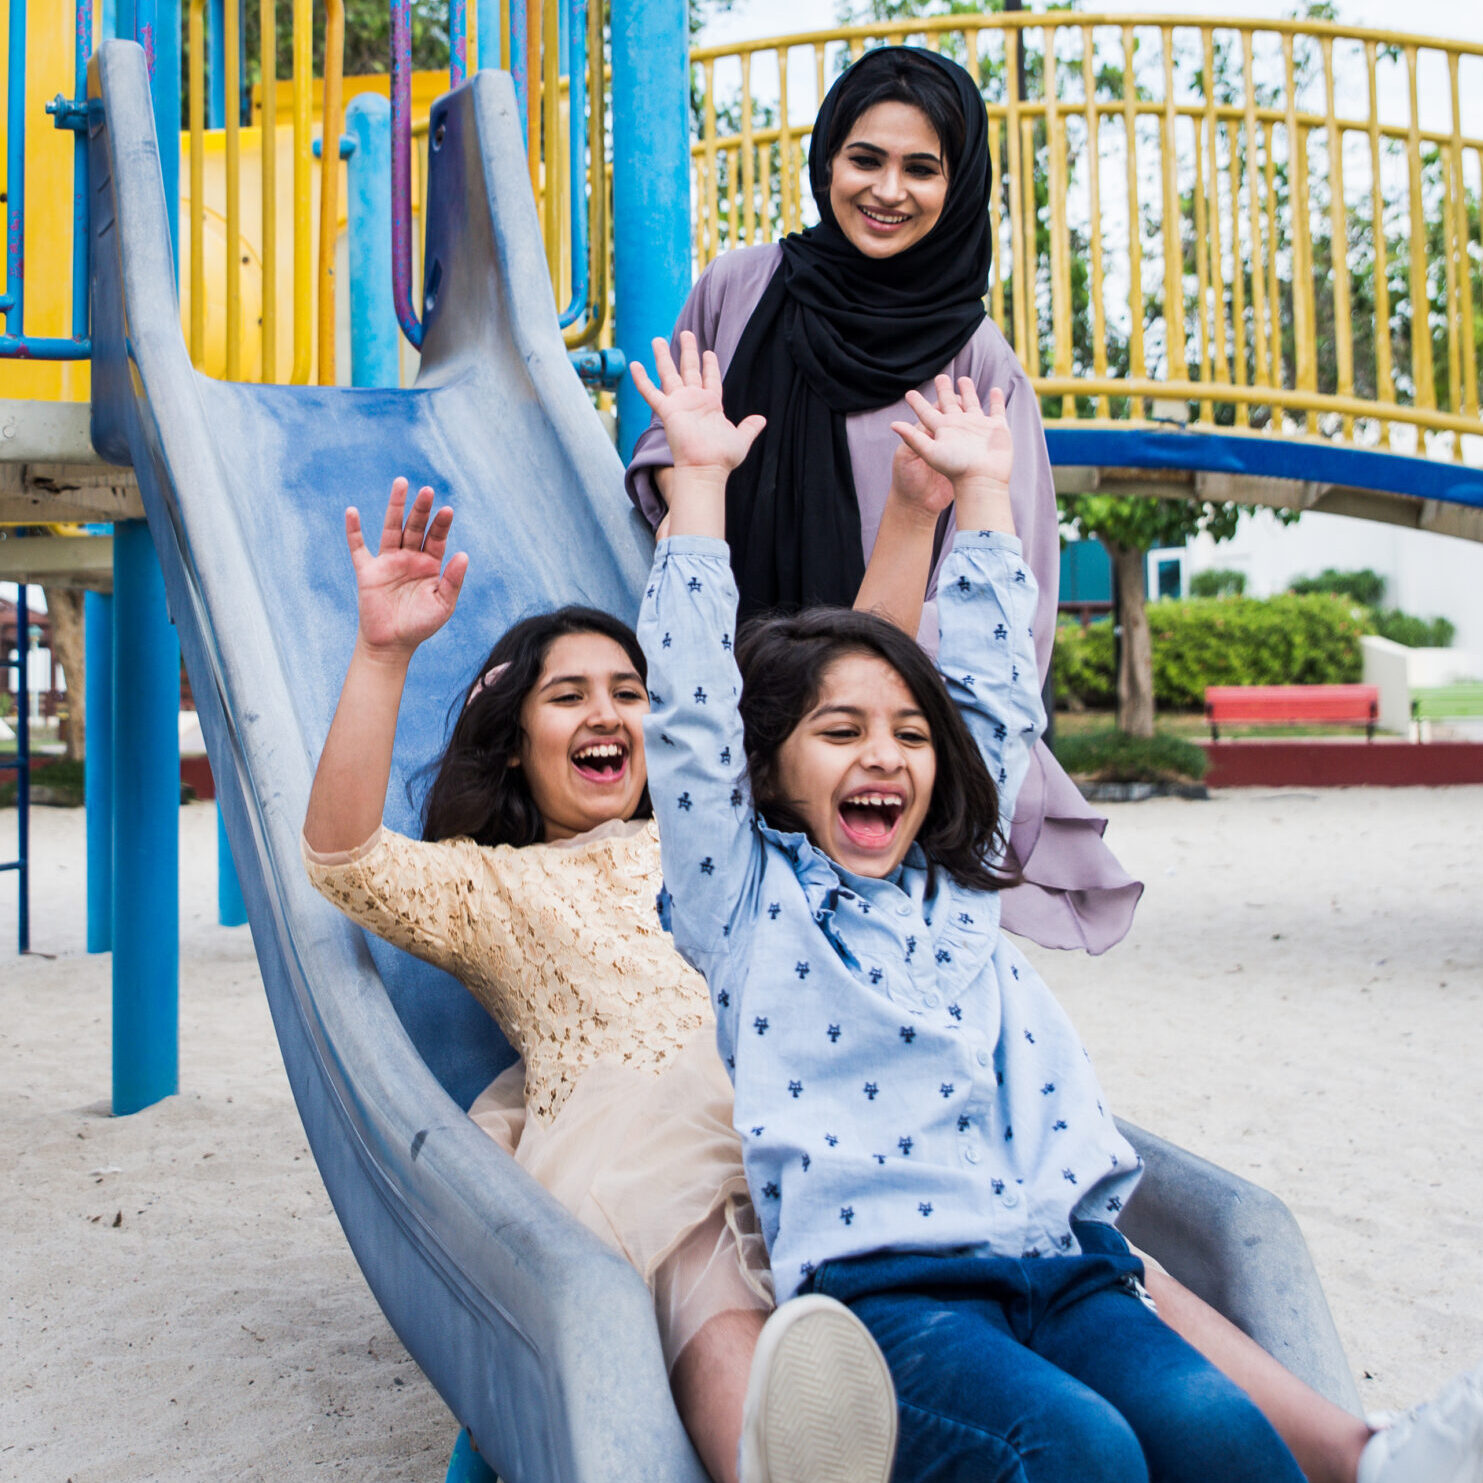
3, 790, 1481, 1482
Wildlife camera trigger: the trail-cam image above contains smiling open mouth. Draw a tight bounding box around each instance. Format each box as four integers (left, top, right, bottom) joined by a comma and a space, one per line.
572, 741, 629, 783
859, 207, 910, 227
838, 790, 905, 848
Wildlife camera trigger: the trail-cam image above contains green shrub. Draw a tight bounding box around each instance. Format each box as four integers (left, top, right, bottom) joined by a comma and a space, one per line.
1051, 726, 1208, 782
1289, 567, 1387, 606
1370, 608, 1455, 648
1188, 567, 1246, 598
0, 756, 85, 808
1054, 594, 1368, 711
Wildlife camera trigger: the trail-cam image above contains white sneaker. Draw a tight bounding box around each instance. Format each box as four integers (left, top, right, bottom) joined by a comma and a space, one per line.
1357, 1362, 1483, 1483
736, 1294, 897, 1483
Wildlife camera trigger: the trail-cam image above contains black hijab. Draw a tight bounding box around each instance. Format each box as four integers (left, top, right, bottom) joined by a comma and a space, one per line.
720, 46, 993, 619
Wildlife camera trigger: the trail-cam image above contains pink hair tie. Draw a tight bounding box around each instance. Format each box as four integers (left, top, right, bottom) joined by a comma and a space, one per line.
465, 661, 510, 708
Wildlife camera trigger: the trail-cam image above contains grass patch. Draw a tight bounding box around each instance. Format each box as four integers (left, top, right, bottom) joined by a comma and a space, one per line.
1051, 726, 1208, 784
0, 756, 86, 808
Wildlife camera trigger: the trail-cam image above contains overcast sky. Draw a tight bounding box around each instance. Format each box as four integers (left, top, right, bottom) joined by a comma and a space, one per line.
699, 0, 1483, 48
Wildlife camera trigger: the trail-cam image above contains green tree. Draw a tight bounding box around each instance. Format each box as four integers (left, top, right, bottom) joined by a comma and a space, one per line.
1056, 495, 1289, 736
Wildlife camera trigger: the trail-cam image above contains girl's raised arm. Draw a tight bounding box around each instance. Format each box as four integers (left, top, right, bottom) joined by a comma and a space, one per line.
303, 479, 467, 855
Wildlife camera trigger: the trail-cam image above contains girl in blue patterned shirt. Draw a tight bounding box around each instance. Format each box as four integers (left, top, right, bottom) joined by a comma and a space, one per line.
631, 331, 1311, 1483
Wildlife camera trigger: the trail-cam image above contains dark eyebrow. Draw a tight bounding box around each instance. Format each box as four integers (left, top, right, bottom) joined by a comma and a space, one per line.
809, 702, 928, 723
844, 140, 943, 167
539, 669, 644, 693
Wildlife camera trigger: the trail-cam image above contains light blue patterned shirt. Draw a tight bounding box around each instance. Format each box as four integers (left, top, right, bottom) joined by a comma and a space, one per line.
639, 531, 1141, 1301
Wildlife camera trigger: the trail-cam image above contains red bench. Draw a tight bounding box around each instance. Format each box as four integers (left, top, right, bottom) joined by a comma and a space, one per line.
1204, 684, 1379, 741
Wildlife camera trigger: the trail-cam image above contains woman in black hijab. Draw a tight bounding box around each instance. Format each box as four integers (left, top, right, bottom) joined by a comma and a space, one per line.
627, 45, 1146, 962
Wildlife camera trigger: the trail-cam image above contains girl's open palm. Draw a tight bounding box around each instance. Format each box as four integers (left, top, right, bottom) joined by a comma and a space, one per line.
346, 478, 468, 656
631, 331, 766, 476
892, 378, 1013, 490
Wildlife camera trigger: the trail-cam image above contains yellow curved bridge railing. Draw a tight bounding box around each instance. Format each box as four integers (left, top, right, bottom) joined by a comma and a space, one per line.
691, 15, 1483, 462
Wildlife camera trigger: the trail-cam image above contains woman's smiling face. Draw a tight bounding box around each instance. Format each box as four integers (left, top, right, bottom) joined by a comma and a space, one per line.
827, 100, 948, 259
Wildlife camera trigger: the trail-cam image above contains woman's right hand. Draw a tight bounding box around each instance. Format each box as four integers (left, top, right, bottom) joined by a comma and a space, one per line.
347, 478, 469, 658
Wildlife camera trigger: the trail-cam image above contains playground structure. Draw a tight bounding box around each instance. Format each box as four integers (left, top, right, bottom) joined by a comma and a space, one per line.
4, 1, 1483, 1480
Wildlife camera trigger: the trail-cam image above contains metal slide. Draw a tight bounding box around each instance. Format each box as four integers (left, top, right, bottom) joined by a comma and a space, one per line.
86, 40, 1360, 1481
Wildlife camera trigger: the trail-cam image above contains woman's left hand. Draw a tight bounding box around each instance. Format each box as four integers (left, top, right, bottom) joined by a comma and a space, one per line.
631, 330, 766, 482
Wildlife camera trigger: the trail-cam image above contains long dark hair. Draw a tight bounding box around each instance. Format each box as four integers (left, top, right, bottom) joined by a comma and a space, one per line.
735, 608, 1013, 893
821, 46, 968, 185
420, 606, 651, 848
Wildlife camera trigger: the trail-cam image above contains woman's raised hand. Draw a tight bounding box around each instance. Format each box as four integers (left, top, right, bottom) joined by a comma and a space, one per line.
631, 331, 766, 479
346, 478, 469, 657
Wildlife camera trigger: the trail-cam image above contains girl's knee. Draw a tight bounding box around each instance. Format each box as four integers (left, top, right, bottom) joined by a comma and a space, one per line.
1141, 1374, 1303, 1483
894, 1390, 1148, 1483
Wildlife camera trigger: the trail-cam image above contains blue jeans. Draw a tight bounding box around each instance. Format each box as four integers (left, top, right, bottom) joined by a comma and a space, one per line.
808, 1224, 1304, 1483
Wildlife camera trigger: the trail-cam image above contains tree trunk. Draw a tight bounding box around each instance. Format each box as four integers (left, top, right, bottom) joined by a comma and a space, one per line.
1104, 540, 1155, 739
42, 587, 87, 761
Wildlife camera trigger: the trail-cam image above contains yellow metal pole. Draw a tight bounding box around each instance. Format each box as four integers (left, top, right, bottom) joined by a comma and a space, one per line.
543, 0, 560, 286
1043, 32, 1072, 385
1121, 25, 1145, 385
1263, 130, 1281, 393
317, 0, 345, 386
1240, 30, 1267, 406
1224, 123, 1247, 427
1448, 51, 1476, 423
703, 58, 718, 263
291, 0, 312, 383
1364, 40, 1393, 448
225, 0, 242, 381
188, 0, 206, 368
1005, 27, 1029, 361
1321, 36, 1354, 438
1201, 30, 1227, 423
1081, 28, 1108, 420
1283, 34, 1316, 432
527, 0, 541, 198
1403, 44, 1435, 413
778, 48, 794, 235
741, 53, 755, 244
1159, 28, 1187, 392
1021, 114, 1039, 379
260, 0, 278, 382
1191, 107, 1212, 424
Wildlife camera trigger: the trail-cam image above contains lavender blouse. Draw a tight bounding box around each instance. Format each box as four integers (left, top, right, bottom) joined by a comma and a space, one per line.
625, 244, 1142, 954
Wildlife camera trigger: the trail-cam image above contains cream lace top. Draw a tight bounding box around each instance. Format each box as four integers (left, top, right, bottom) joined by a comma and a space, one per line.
301, 818, 712, 1122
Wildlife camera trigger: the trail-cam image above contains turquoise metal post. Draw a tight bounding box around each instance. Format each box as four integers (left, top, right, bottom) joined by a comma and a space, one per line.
609, 0, 691, 458
445, 1427, 499, 1483
207, 0, 225, 127
85, 590, 113, 953
111, 523, 180, 1114
217, 804, 246, 924
346, 94, 399, 388
111, 0, 183, 1111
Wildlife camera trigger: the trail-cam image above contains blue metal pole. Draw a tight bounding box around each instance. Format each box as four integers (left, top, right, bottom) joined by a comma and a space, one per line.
12, 586, 31, 954
85, 589, 114, 954
445, 1428, 499, 1483
134, 0, 182, 273
4, 0, 30, 331
610, 0, 691, 460
207, 0, 225, 127
112, 524, 180, 1114
217, 802, 246, 925
345, 94, 399, 389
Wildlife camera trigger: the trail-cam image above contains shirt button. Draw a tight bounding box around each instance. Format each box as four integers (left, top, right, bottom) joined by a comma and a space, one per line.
975, 1049, 990, 1067
964, 1147, 981, 1165
1000, 1188, 1020, 1209
896, 903, 912, 918
925, 992, 941, 1008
